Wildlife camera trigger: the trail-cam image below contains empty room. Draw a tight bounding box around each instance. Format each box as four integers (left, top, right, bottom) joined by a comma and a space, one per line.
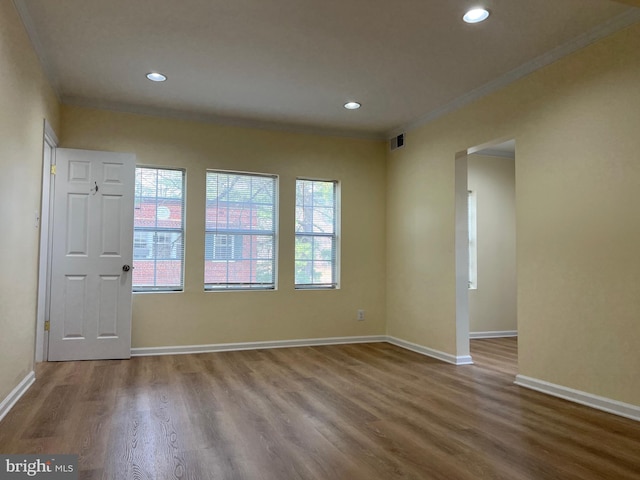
1, 0, 639, 478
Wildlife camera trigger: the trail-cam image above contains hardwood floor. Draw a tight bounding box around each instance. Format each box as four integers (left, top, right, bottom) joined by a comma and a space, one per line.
1, 339, 639, 479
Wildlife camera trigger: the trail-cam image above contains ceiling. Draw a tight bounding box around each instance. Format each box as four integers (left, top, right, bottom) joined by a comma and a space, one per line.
15, 0, 640, 139
473, 140, 516, 158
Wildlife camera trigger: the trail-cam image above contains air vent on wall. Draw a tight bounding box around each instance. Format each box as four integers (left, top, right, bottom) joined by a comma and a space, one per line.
390, 133, 405, 151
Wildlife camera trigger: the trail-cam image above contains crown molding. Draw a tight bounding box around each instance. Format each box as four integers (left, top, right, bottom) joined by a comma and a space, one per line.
13, 0, 61, 101
15, 0, 639, 142
61, 95, 388, 141
386, 8, 640, 139
14, 0, 385, 141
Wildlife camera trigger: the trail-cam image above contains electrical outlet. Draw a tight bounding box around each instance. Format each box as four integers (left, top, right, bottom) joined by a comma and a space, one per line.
357, 309, 365, 321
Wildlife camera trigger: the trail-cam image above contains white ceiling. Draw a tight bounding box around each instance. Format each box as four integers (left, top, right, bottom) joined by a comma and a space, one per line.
15, 0, 640, 139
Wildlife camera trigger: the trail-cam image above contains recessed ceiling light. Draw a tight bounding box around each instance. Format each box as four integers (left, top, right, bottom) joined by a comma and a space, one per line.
344, 101, 361, 110
463, 8, 490, 24
146, 72, 167, 82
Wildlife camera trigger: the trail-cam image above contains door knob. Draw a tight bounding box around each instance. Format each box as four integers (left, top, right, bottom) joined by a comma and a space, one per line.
122, 264, 132, 272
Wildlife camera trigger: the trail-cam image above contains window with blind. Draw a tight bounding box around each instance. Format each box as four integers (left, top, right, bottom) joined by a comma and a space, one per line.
133, 167, 185, 292
205, 171, 277, 290
468, 190, 478, 290
295, 179, 339, 289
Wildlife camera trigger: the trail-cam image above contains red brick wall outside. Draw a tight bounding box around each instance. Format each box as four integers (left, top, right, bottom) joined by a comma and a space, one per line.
132, 199, 271, 288
133, 198, 183, 287
205, 203, 265, 285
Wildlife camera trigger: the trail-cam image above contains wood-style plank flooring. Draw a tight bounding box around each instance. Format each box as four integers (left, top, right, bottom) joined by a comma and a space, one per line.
1, 338, 639, 479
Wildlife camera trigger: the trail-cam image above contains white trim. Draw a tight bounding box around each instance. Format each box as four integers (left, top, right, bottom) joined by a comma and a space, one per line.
386, 9, 640, 139
44, 120, 59, 146
131, 335, 387, 357
454, 152, 472, 360
470, 330, 518, 339
515, 375, 640, 422
470, 148, 515, 160
0, 371, 36, 423
386, 336, 473, 365
132, 335, 475, 366
35, 120, 58, 362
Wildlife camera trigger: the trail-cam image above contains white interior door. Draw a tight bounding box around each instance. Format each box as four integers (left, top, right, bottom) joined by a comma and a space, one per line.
48, 148, 136, 361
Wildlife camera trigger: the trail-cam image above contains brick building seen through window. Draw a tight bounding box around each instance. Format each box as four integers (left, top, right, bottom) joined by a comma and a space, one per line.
133, 167, 185, 291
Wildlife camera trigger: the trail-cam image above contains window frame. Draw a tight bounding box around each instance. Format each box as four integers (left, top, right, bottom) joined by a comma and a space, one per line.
468, 189, 478, 290
204, 170, 278, 291
133, 166, 186, 293
295, 178, 340, 290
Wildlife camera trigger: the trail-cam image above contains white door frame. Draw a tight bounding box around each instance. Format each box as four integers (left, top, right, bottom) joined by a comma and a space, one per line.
35, 120, 58, 362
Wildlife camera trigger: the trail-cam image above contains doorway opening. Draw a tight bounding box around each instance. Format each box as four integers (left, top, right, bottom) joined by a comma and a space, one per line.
455, 139, 517, 367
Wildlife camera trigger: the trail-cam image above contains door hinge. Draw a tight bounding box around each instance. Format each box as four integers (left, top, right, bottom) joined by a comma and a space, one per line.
50, 165, 56, 175
44, 320, 50, 331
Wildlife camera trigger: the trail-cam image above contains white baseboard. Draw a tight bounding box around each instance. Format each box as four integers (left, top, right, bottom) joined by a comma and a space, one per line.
386, 336, 473, 365
515, 375, 640, 422
131, 335, 387, 357
132, 335, 475, 366
0, 371, 35, 423
470, 330, 518, 339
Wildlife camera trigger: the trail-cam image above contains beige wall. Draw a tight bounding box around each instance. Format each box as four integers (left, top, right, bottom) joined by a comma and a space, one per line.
387, 23, 640, 405
60, 105, 387, 348
468, 154, 517, 333
0, 2, 60, 402
2, 0, 639, 414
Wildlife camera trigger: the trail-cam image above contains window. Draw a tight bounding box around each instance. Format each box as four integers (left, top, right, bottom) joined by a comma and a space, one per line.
468, 190, 477, 289
295, 179, 339, 289
133, 167, 185, 291
205, 171, 277, 290
205, 233, 242, 261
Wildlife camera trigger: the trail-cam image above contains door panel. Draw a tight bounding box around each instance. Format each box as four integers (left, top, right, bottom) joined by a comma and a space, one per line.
66, 194, 89, 254
63, 275, 86, 338
98, 275, 119, 337
101, 196, 123, 254
49, 148, 135, 361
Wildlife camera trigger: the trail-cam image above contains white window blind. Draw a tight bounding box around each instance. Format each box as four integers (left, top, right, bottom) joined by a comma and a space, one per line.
205, 171, 277, 290
468, 190, 478, 290
133, 167, 185, 291
295, 179, 339, 289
